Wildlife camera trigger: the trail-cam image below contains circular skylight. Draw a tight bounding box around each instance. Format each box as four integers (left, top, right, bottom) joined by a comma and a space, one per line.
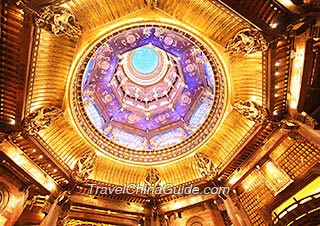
71, 24, 226, 164
131, 47, 159, 74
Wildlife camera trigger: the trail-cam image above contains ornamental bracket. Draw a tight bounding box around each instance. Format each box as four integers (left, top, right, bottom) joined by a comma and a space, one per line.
71, 151, 96, 184
34, 5, 82, 39
194, 152, 217, 182
233, 100, 268, 125
226, 29, 268, 55
22, 106, 63, 136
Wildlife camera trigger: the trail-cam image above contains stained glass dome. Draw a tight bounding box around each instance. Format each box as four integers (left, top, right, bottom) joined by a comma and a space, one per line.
131, 47, 159, 74
71, 24, 226, 164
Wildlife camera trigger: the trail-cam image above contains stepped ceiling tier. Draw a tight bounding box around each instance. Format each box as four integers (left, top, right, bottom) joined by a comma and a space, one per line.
72, 24, 225, 163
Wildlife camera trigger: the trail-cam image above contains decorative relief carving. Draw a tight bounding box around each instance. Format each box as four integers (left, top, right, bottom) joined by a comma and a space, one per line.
35, 6, 82, 39
226, 29, 268, 55
0, 132, 7, 144
22, 106, 63, 136
64, 219, 111, 226
145, 0, 159, 7
287, 130, 306, 143
194, 152, 217, 181
145, 168, 161, 187
233, 100, 267, 124
71, 152, 96, 183
186, 216, 204, 226
0, 183, 10, 213
294, 112, 319, 129
279, 119, 298, 131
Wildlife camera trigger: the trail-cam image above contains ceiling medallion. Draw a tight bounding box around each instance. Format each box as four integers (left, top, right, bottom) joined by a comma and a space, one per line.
71, 23, 226, 164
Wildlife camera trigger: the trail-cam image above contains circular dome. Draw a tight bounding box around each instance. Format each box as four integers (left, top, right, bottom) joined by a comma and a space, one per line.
71, 24, 226, 164
131, 47, 159, 74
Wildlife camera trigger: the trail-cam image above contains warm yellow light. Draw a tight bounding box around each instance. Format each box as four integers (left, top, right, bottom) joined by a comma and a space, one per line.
12, 154, 25, 166
273, 177, 320, 219
229, 176, 239, 185
270, 23, 278, 29
276, 0, 295, 8
0, 216, 7, 225
290, 47, 305, 109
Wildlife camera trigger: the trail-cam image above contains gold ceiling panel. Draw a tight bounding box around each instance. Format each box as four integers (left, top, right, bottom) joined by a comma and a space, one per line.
92, 150, 200, 186
27, 29, 78, 114
230, 52, 264, 105
200, 110, 255, 165
38, 116, 91, 168
92, 154, 147, 185
63, 0, 146, 32
158, 0, 248, 46
64, 0, 247, 46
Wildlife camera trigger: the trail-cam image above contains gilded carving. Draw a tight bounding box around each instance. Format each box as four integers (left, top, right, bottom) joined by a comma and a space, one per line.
145, 168, 161, 187
35, 6, 82, 39
294, 112, 319, 129
194, 152, 217, 181
233, 100, 267, 124
279, 119, 298, 131
287, 130, 306, 143
64, 219, 111, 226
226, 29, 268, 55
186, 216, 204, 226
71, 152, 96, 183
145, 0, 159, 7
22, 106, 63, 136
0, 183, 9, 213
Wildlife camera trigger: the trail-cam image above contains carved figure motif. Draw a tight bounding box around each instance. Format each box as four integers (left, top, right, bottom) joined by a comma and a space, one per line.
226, 29, 268, 55
71, 152, 96, 183
194, 152, 217, 181
22, 106, 63, 136
35, 6, 82, 38
233, 100, 267, 124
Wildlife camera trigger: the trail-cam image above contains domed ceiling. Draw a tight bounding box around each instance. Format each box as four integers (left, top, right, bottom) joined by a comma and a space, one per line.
17, 0, 266, 186
71, 24, 226, 164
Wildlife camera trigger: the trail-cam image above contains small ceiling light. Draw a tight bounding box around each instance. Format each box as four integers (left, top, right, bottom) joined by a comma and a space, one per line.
48, 164, 51, 167
33, 149, 37, 153
275, 62, 280, 67
270, 23, 278, 29
39, 155, 43, 159
53, 169, 57, 173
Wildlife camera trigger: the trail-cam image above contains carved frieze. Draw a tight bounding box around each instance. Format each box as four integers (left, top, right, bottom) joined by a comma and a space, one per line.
226, 29, 268, 55
35, 6, 82, 39
22, 106, 63, 136
64, 219, 110, 226
194, 152, 217, 181
233, 100, 267, 124
71, 152, 96, 183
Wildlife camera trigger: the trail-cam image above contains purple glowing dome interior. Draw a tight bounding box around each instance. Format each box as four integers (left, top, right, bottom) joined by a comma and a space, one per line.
81, 26, 215, 151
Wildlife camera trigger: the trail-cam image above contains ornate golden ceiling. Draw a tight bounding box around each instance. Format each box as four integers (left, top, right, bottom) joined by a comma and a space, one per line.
19, 0, 266, 186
